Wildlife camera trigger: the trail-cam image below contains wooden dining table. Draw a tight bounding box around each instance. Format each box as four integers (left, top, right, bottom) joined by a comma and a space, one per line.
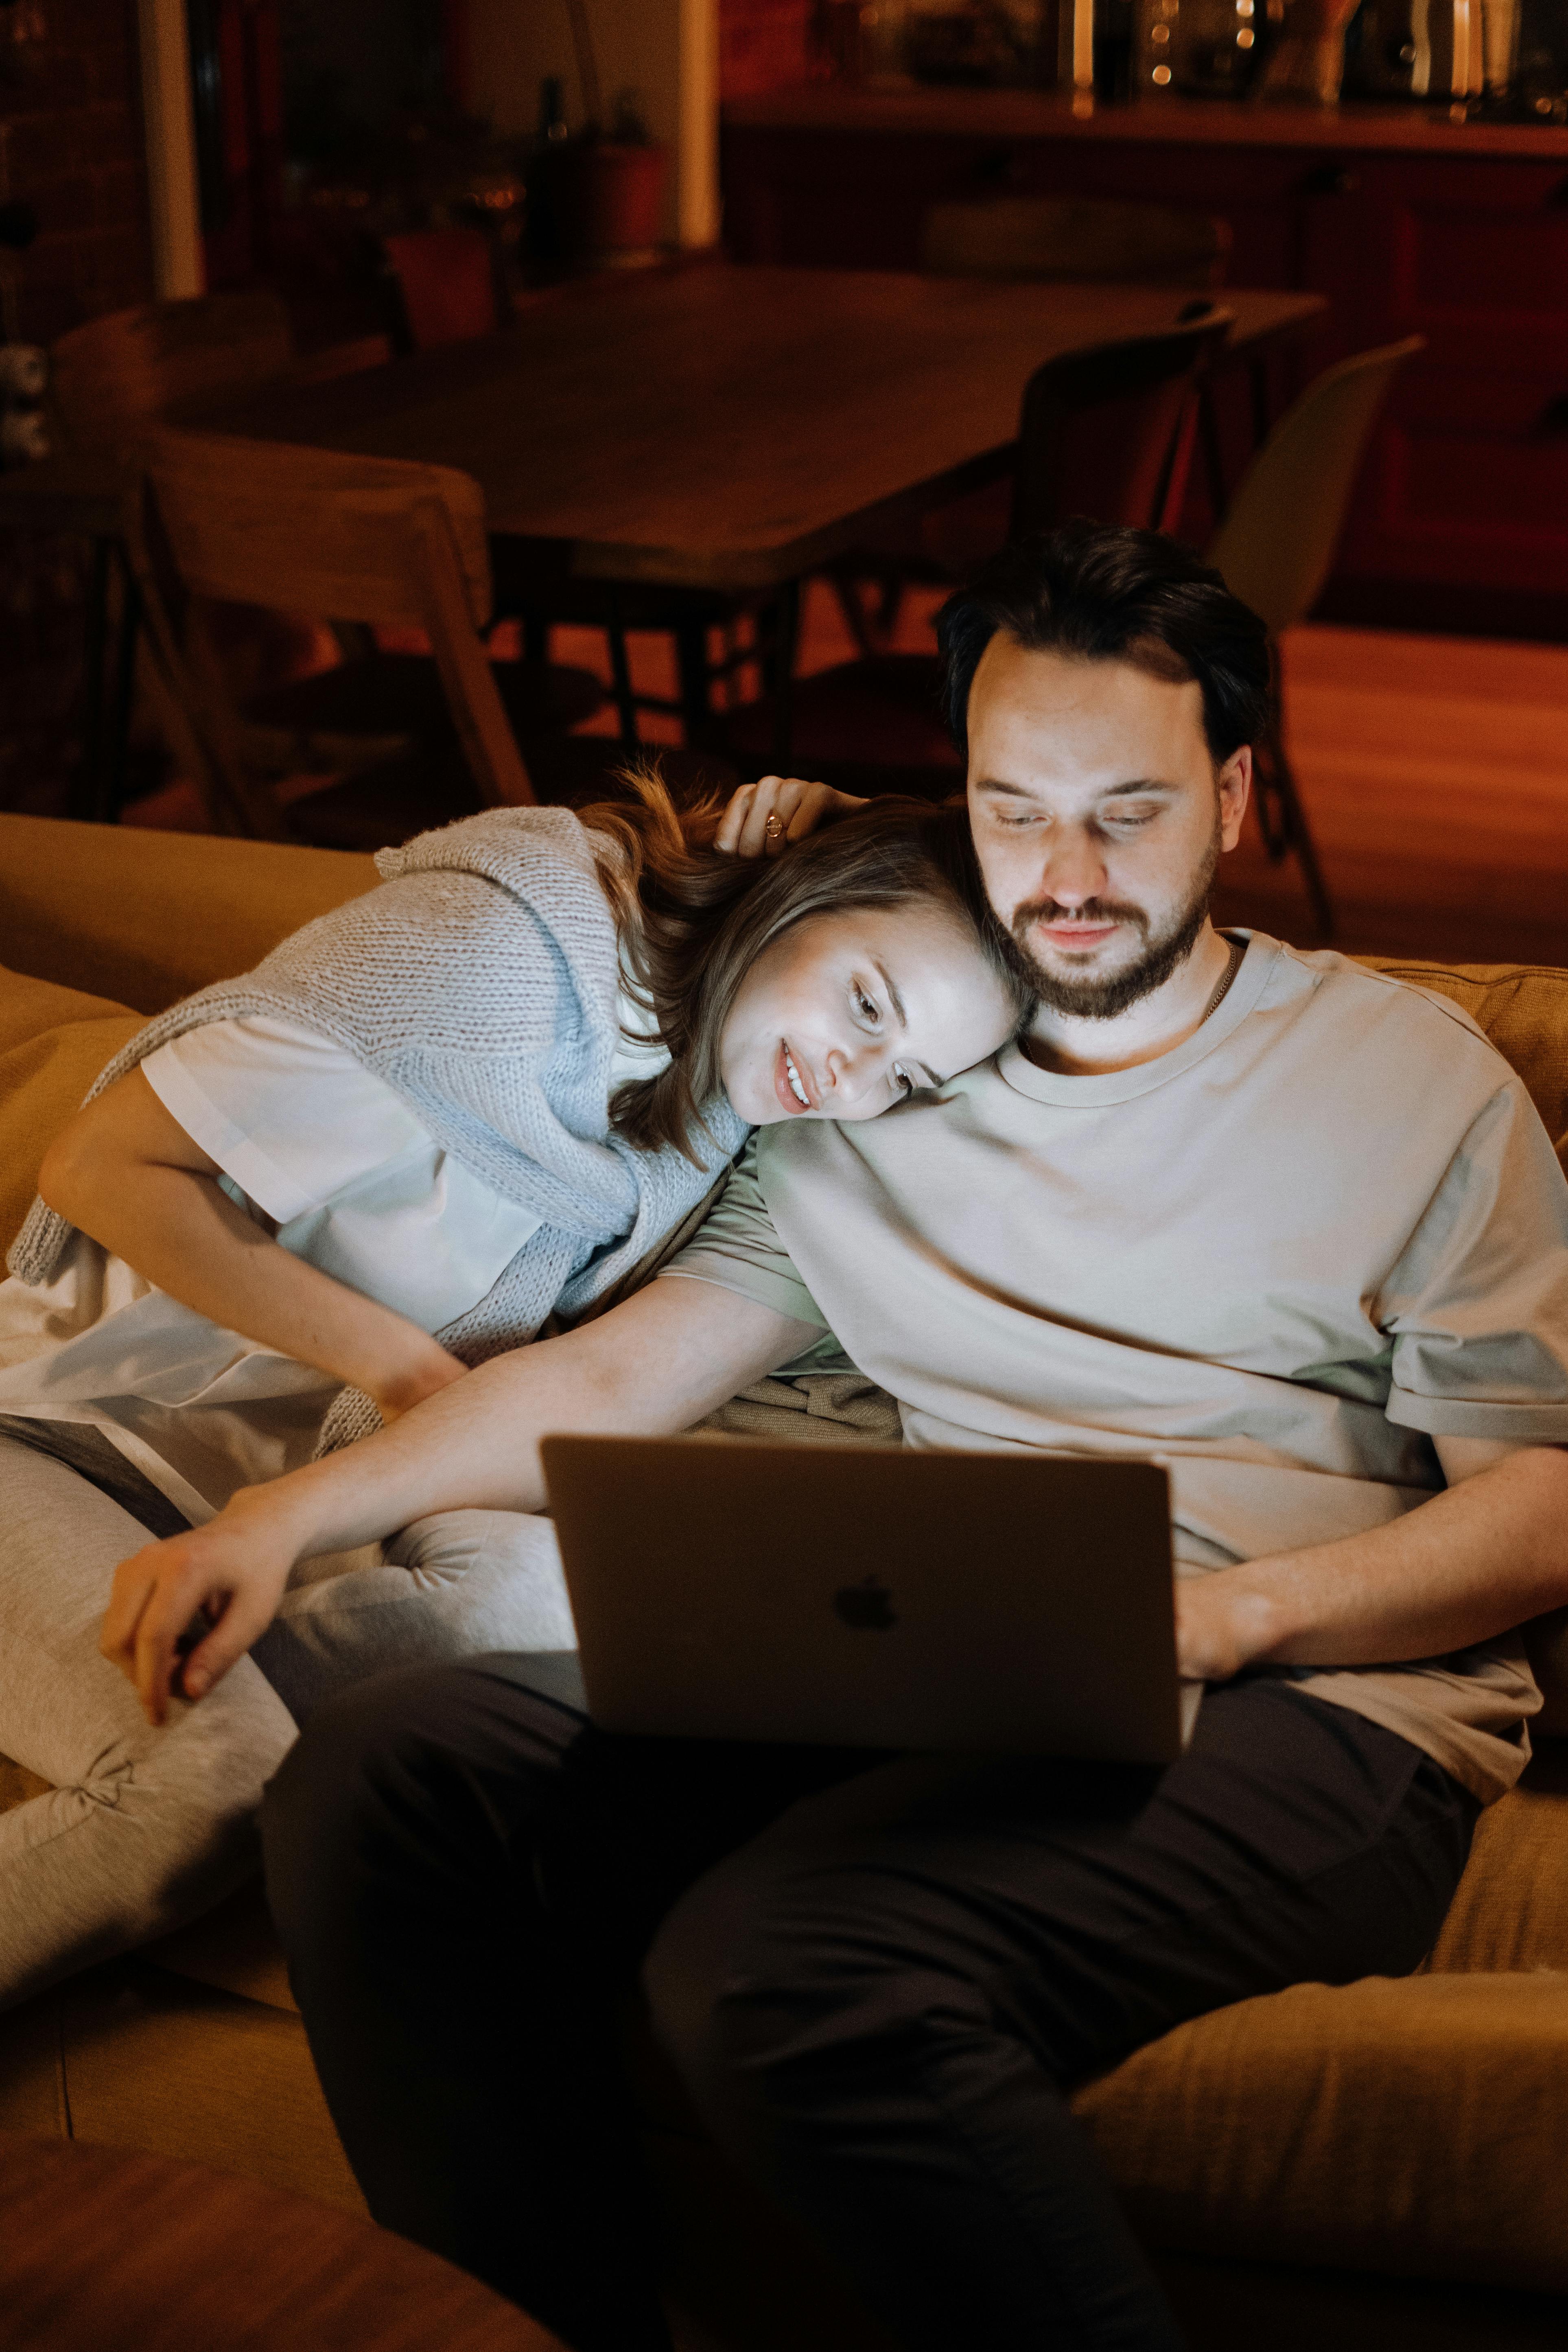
0, 260, 1325, 807
189, 262, 1325, 597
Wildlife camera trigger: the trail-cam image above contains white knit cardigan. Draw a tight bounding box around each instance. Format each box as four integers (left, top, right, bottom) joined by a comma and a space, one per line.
8, 806, 747, 1445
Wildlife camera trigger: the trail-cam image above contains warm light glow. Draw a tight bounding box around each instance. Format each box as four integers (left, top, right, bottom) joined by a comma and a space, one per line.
1236, 26, 1254, 43
1152, 61, 1172, 80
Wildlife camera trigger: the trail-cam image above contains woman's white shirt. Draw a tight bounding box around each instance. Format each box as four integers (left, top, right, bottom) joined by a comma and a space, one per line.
0, 1004, 670, 1520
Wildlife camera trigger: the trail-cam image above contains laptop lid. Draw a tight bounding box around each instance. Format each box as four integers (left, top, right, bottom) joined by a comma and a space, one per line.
542, 1436, 1189, 1764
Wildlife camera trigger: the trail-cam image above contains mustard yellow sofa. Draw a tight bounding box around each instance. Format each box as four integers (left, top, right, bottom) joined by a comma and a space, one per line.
2, 808, 1567, 2352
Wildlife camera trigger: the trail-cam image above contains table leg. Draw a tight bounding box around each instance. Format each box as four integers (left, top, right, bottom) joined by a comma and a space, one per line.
674, 617, 716, 751
768, 579, 800, 774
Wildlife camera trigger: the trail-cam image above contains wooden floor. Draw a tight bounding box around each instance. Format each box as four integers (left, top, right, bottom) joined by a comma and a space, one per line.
564, 587, 1568, 970
1220, 625, 1568, 968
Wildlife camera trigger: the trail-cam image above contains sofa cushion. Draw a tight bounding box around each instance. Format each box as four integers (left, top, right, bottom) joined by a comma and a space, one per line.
0, 812, 376, 1016
1424, 1745, 1568, 1973
1074, 1969, 1568, 2294
0, 965, 142, 1257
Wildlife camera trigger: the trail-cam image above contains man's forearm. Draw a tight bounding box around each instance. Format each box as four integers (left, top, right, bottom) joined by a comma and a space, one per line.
1182, 1444, 1568, 1681
227, 1276, 815, 1564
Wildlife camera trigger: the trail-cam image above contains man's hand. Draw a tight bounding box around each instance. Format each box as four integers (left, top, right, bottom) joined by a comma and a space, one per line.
1173, 1444, 1568, 1685
1174, 1572, 1278, 1685
715, 776, 867, 858
99, 1490, 306, 1726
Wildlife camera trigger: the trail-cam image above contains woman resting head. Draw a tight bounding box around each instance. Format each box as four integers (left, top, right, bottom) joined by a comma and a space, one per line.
597, 763, 1026, 1151
0, 770, 1023, 2007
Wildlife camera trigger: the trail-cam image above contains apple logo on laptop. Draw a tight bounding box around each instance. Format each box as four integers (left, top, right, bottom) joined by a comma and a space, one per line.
833, 1575, 897, 1631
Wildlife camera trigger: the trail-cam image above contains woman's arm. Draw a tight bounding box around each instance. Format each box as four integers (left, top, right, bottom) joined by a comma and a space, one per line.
39, 1068, 466, 1418
100, 1275, 815, 1725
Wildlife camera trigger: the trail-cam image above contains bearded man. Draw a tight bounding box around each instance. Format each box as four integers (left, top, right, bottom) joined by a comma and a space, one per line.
112, 523, 1568, 2352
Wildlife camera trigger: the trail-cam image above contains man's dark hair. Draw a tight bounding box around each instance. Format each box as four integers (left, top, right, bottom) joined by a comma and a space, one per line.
936, 521, 1271, 766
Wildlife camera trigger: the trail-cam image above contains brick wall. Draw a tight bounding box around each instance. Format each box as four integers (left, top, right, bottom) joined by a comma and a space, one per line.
0, 0, 154, 346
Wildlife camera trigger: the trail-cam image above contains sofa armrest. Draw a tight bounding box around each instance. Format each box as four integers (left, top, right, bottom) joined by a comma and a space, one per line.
0, 815, 377, 1015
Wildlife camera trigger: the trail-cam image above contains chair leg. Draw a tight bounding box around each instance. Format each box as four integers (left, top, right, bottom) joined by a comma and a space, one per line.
606, 599, 639, 747
674, 619, 717, 751
1256, 711, 1334, 943
831, 569, 881, 661
767, 580, 800, 773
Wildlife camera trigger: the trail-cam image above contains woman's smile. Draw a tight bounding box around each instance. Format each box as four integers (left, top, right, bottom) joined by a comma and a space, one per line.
775, 1041, 818, 1114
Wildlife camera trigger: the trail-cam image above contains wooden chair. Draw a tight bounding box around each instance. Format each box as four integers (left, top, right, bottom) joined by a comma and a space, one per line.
724, 313, 1233, 791
122, 428, 605, 847
919, 197, 1230, 291
1207, 336, 1427, 942
827, 197, 1234, 654
50, 293, 391, 823
381, 229, 501, 354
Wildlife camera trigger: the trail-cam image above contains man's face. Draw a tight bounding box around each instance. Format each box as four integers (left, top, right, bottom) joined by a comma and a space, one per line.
964, 634, 1251, 1019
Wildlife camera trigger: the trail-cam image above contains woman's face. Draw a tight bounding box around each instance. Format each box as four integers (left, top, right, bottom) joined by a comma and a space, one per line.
718, 902, 1017, 1126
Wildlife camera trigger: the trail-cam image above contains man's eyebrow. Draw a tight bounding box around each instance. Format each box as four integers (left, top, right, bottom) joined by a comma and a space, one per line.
972, 776, 1177, 799
874, 959, 942, 1088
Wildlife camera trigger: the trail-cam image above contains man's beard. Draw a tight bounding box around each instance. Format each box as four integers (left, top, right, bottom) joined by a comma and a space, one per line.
1000, 815, 1221, 1021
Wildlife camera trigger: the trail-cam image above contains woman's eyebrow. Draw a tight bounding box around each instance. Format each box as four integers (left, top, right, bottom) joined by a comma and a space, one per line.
874, 960, 940, 1086
873, 958, 908, 1027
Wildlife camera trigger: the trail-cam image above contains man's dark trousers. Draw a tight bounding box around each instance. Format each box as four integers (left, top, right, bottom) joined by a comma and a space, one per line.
261, 1661, 1477, 2352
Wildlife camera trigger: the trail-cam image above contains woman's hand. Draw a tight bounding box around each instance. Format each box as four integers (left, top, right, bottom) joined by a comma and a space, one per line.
100, 1486, 310, 1726
716, 775, 867, 859
372, 1339, 469, 1425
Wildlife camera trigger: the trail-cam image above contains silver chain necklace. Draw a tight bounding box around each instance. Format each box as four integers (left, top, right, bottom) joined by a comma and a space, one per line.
1198, 935, 1245, 1028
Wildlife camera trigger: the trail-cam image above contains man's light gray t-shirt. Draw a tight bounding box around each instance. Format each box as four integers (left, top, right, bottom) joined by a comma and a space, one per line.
665, 934, 1568, 1805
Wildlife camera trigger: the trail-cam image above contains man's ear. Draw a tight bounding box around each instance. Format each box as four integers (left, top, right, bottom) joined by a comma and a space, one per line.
1217, 745, 1252, 852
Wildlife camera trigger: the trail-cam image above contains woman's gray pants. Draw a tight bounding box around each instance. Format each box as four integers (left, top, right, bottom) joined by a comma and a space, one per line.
0, 1431, 572, 2010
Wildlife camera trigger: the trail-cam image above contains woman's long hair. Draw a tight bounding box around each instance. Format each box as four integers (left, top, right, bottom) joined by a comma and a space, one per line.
583, 763, 1025, 1163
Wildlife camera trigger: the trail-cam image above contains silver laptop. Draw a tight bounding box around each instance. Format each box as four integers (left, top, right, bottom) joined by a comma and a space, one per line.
540, 1436, 1200, 1764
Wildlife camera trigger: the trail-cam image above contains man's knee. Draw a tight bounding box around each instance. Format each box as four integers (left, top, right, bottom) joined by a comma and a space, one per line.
645, 1846, 987, 2129
261, 1655, 575, 1945
262, 1660, 483, 1934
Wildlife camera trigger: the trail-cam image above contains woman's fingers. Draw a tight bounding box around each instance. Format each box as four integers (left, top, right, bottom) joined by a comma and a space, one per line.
716, 778, 871, 859
785, 782, 868, 842
713, 781, 757, 855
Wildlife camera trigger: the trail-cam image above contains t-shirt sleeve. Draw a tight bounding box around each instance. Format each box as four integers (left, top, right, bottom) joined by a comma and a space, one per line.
660, 1133, 833, 1337
142, 1017, 430, 1225
1381, 1076, 1568, 1444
